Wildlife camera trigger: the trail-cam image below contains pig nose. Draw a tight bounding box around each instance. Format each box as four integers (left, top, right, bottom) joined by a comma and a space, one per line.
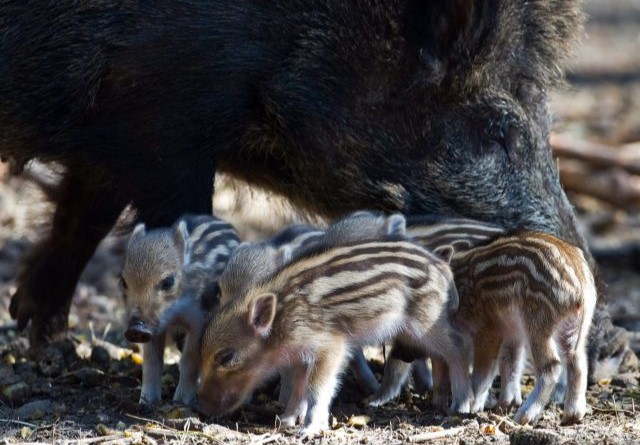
125, 318, 153, 343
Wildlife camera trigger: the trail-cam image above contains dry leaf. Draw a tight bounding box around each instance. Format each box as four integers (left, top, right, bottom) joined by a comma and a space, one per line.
347, 415, 370, 427
480, 423, 497, 435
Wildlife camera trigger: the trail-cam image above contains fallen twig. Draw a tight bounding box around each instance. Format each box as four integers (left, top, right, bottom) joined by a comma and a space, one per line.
551, 133, 640, 175
409, 426, 465, 442
250, 433, 282, 445
126, 413, 242, 442
141, 425, 223, 443
559, 160, 640, 207
488, 413, 521, 432
589, 405, 636, 416
0, 418, 39, 428
73, 433, 128, 444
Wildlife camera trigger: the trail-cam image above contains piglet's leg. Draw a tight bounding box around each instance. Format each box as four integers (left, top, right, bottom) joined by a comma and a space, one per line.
514, 336, 562, 425
430, 357, 450, 409
444, 352, 473, 414
173, 331, 200, 404
470, 331, 501, 413
350, 348, 379, 395
412, 359, 433, 394
278, 368, 294, 407
280, 364, 311, 428
559, 312, 591, 425
141, 335, 166, 405
365, 356, 411, 407
498, 339, 525, 410
300, 340, 347, 438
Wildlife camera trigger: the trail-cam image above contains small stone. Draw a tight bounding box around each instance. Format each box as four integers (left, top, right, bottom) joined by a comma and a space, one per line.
91, 346, 111, 365
15, 399, 53, 420
2, 381, 31, 404
509, 429, 562, 445
36, 346, 65, 377
4, 353, 16, 365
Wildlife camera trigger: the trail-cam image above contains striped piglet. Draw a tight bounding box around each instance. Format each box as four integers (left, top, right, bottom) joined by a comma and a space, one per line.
196, 220, 473, 436
121, 214, 239, 405
431, 230, 596, 425
215, 213, 406, 404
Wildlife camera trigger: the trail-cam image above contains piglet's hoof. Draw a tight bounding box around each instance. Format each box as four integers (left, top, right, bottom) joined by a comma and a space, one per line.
137, 399, 157, 416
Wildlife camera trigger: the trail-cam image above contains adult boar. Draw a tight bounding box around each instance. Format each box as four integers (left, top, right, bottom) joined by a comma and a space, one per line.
1, 0, 627, 377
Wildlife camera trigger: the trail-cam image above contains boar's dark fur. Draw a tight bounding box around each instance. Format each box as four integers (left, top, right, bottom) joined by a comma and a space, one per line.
0, 0, 629, 378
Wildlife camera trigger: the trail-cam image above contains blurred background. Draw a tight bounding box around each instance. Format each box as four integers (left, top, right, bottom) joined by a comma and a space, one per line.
0, 0, 639, 355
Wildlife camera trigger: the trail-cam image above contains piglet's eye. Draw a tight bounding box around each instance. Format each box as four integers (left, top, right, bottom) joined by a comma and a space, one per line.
214, 347, 236, 366
159, 275, 175, 291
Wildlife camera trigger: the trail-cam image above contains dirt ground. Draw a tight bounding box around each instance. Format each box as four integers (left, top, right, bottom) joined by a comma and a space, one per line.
1, 1, 640, 443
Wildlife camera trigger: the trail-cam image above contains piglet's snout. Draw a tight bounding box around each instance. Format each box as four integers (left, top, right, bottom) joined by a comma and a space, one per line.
125, 318, 153, 343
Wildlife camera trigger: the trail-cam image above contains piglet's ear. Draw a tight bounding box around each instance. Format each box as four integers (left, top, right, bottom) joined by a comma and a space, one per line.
434, 245, 455, 263
174, 220, 191, 264
275, 245, 293, 266
129, 223, 146, 245
385, 214, 407, 236
248, 293, 277, 337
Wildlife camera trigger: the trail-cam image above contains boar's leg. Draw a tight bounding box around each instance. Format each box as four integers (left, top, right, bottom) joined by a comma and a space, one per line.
9, 168, 127, 351
131, 162, 214, 230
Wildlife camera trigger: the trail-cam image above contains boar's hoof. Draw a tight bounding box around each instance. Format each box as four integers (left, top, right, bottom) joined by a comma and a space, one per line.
10, 290, 69, 353
125, 323, 153, 343
9, 288, 36, 331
